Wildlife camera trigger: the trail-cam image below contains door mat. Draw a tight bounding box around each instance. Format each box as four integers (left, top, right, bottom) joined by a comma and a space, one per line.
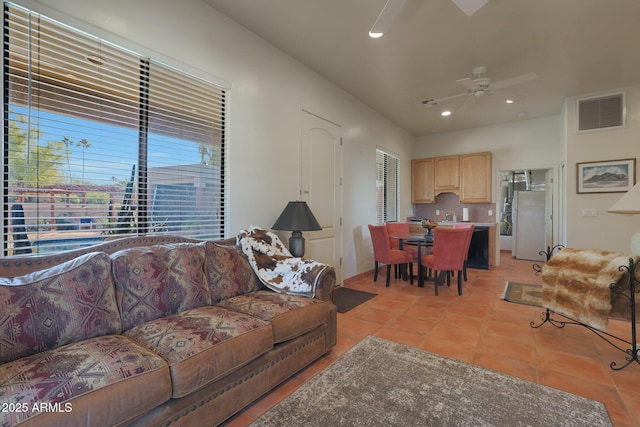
333, 287, 377, 313
502, 282, 542, 307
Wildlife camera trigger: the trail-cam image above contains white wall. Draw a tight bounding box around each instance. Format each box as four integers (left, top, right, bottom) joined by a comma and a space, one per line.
23, 0, 415, 280
565, 85, 640, 253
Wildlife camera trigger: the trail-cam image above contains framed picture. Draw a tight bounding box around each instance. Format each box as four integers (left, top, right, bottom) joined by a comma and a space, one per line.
577, 158, 636, 193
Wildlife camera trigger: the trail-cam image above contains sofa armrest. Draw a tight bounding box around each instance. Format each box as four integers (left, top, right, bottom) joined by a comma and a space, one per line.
314, 266, 336, 302
214, 236, 336, 301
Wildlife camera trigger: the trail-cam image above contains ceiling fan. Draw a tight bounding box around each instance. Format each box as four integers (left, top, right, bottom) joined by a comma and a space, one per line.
415, 66, 538, 112
370, 0, 488, 37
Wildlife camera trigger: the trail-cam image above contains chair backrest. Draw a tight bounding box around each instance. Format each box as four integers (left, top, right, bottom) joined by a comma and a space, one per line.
432, 227, 469, 271
453, 223, 475, 261
368, 224, 392, 262
386, 222, 410, 250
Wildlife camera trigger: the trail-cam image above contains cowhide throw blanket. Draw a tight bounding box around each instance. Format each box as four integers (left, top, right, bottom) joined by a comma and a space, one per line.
237, 226, 330, 298
541, 247, 637, 330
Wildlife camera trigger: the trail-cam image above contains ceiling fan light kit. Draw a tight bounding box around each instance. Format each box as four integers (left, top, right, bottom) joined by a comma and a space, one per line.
370, 1, 531, 118
415, 65, 538, 114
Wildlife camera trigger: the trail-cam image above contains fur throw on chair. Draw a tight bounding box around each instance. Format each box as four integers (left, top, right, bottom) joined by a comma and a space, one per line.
237, 226, 330, 298
541, 247, 636, 330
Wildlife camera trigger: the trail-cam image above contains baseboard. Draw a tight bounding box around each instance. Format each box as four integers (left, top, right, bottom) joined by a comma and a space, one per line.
344, 269, 374, 286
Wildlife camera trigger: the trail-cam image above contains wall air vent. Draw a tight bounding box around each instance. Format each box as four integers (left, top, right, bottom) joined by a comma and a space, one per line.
577, 92, 624, 132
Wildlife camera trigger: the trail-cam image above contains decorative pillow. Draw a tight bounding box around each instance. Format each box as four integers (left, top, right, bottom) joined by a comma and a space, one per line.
111, 243, 210, 331
204, 242, 263, 303
0, 252, 120, 364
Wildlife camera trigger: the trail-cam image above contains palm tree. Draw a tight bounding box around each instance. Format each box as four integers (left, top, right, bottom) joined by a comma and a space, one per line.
62, 136, 74, 183
78, 138, 91, 182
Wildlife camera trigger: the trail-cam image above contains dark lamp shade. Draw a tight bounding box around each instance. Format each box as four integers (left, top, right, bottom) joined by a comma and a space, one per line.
272, 201, 322, 231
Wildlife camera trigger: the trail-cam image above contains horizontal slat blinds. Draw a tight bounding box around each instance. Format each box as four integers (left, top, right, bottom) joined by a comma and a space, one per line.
146, 61, 224, 239
3, 2, 225, 255
376, 148, 399, 224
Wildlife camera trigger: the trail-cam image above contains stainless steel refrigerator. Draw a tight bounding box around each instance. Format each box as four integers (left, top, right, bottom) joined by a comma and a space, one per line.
512, 190, 546, 261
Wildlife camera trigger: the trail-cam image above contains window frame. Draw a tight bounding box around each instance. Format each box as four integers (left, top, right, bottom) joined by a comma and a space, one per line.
2, 1, 228, 256
375, 147, 399, 224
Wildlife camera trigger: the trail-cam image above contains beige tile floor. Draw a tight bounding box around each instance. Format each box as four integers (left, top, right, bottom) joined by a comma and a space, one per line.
224, 252, 640, 426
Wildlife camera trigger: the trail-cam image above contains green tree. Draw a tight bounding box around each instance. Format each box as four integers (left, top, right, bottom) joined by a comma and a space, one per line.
62, 136, 74, 183
8, 113, 64, 187
78, 138, 91, 182
198, 144, 221, 165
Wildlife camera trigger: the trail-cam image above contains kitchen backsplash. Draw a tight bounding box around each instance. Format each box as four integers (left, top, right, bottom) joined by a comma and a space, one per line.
412, 193, 497, 223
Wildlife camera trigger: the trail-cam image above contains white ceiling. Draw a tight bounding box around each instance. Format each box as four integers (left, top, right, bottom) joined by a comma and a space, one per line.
203, 0, 640, 136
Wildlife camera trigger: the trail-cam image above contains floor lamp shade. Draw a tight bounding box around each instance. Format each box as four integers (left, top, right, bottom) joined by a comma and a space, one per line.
272, 201, 322, 257
608, 182, 640, 255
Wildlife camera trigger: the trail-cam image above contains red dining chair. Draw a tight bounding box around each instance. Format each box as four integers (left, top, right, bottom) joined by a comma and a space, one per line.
386, 222, 419, 278
453, 223, 475, 281
419, 227, 468, 295
368, 224, 414, 287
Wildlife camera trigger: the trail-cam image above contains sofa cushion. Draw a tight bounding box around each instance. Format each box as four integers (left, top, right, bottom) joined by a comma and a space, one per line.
124, 305, 273, 398
204, 242, 263, 303
0, 252, 120, 364
217, 290, 328, 343
0, 334, 170, 427
111, 243, 211, 331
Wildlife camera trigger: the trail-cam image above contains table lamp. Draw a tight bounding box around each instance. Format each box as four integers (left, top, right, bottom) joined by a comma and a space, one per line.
608, 182, 640, 255
272, 201, 322, 257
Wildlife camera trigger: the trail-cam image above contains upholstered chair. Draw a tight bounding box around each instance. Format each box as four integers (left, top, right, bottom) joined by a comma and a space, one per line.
386, 222, 419, 278
368, 224, 414, 287
453, 223, 475, 281
419, 227, 469, 295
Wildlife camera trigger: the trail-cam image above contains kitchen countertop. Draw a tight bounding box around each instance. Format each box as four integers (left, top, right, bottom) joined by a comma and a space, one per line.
409, 219, 497, 227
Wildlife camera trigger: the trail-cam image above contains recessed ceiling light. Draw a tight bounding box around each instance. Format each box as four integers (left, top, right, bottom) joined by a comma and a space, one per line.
441, 110, 452, 117
368, 31, 384, 38
506, 99, 514, 104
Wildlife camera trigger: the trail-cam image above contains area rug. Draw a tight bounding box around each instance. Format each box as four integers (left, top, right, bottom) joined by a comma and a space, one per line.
332, 287, 377, 313
502, 281, 543, 307
250, 336, 611, 427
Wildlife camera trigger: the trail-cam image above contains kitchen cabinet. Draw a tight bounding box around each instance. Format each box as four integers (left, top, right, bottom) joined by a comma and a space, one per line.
411, 158, 435, 203
411, 151, 492, 204
434, 155, 459, 194
459, 151, 492, 203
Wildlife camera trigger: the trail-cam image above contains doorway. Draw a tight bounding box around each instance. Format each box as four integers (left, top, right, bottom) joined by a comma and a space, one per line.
498, 169, 554, 261
300, 110, 343, 284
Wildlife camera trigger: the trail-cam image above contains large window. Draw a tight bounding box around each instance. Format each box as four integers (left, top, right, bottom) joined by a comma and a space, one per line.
375, 148, 398, 223
3, 2, 226, 255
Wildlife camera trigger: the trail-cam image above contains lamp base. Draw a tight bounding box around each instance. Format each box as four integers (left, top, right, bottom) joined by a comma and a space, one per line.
289, 231, 305, 257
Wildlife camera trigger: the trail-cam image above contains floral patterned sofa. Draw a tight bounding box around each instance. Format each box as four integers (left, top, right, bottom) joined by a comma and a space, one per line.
0, 235, 337, 427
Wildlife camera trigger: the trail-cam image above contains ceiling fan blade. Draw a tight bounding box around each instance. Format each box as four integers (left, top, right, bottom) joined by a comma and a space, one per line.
489, 72, 538, 90
435, 92, 469, 103
451, 0, 488, 16
415, 92, 468, 109
455, 77, 476, 90
369, 0, 407, 37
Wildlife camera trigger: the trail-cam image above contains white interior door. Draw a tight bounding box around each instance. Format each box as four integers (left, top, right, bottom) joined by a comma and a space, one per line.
301, 111, 343, 285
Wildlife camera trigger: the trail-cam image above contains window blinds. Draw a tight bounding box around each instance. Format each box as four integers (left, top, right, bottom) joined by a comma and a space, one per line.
375, 148, 399, 224
3, 2, 225, 255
